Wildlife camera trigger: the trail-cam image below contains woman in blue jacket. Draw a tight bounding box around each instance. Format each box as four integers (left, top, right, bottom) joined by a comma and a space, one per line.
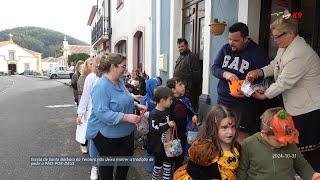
86, 53, 141, 180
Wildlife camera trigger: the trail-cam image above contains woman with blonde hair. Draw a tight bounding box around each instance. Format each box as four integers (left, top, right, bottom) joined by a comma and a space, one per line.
76, 58, 93, 154
76, 56, 100, 180
247, 12, 320, 171
77, 58, 93, 101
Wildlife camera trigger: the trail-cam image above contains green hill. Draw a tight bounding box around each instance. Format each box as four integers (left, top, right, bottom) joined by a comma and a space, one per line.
0, 26, 89, 58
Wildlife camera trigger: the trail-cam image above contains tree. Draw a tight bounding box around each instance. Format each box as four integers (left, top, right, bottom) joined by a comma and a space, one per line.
55, 47, 63, 58
68, 53, 90, 65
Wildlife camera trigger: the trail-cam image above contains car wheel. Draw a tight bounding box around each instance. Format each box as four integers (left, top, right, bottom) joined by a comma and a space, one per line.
50, 74, 57, 79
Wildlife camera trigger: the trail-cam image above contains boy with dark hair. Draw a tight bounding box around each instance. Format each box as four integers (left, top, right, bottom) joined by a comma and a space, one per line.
149, 86, 176, 180
166, 77, 198, 172
237, 107, 320, 180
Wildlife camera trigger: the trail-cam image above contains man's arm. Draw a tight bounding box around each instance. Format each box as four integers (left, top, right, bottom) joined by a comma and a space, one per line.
211, 47, 226, 79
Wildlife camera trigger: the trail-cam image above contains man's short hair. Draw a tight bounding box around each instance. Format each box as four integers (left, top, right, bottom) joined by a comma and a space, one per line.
229, 22, 249, 38
153, 86, 173, 103
177, 38, 188, 46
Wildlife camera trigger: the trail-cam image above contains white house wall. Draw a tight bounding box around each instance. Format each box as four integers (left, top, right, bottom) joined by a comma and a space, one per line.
110, 0, 152, 75
238, 0, 261, 43
17, 56, 37, 73
0, 56, 5, 72
169, 0, 182, 78
0, 43, 38, 73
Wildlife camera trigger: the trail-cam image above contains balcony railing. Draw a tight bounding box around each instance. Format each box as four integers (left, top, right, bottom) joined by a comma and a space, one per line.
91, 16, 110, 45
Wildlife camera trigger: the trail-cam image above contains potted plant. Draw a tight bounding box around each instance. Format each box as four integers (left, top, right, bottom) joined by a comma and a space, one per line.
209, 18, 227, 35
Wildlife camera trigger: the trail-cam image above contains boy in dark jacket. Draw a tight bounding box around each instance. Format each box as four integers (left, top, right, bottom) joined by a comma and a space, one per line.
167, 77, 198, 172
149, 86, 176, 180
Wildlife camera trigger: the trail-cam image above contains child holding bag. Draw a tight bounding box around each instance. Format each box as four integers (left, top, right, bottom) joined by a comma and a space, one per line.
149, 86, 176, 180
174, 105, 241, 180
166, 77, 198, 172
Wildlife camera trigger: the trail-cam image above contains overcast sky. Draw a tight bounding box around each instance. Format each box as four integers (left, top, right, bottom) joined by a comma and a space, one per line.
0, 0, 95, 44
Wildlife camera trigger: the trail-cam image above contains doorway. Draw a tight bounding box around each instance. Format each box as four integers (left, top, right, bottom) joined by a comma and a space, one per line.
259, 0, 320, 58
8, 64, 17, 75
182, 0, 204, 110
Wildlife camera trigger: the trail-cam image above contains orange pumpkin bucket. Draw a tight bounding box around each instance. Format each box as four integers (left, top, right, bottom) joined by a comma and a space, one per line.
270, 110, 299, 145
228, 80, 244, 96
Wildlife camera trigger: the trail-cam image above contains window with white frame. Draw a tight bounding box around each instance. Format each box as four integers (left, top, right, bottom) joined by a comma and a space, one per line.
9, 51, 15, 60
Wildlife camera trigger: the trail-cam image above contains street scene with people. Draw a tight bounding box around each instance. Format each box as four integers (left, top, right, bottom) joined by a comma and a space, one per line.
0, 0, 320, 180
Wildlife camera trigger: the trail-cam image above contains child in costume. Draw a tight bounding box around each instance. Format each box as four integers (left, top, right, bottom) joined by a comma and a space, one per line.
149, 86, 176, 180
174, 105, 240, 180
237, 107, 320, 180
140, 77, 162, 173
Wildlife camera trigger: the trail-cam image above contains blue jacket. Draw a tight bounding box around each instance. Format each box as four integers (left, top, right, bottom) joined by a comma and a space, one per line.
140, 78, 160, 111
211, 40, 269, 105
86, 76, 135, 139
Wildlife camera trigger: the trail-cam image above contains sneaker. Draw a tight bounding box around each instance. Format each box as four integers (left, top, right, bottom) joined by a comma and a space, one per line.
90, 166, 98, 180
80, 146, 88, 154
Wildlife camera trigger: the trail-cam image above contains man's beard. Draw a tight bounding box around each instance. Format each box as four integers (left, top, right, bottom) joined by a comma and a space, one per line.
180, 49, 190, 55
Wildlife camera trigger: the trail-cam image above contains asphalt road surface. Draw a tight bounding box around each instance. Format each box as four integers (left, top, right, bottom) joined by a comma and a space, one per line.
0, 76, 142, 180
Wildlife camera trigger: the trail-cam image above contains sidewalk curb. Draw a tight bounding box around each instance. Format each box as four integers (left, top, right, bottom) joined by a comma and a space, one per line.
31, 75, 72, 87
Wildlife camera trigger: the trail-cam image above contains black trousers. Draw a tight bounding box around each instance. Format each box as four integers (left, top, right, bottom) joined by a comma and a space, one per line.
293, 109, 320, 172
93, 132, 134, 180
223, 103, 261, 135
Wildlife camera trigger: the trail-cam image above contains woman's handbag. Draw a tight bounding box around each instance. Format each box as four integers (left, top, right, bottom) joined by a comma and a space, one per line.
164, 127, 183, 157
187, 123, 198, 144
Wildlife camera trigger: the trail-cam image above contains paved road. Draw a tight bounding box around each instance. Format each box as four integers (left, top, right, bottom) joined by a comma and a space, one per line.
0, 76, 146, 180
0, 76, 92, 179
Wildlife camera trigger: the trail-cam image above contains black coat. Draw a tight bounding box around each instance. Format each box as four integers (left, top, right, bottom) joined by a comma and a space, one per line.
173, 49, 201, 94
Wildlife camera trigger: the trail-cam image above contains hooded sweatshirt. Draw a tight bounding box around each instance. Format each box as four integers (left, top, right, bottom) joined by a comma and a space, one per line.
140, 78, 160, 111
211, 40, 269, 105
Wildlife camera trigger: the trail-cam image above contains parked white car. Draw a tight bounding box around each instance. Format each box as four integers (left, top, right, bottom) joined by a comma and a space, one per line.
47, 66, 73, 79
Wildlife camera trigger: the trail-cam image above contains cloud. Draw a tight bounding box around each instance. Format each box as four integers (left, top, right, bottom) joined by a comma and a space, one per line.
0, 0, 94, 43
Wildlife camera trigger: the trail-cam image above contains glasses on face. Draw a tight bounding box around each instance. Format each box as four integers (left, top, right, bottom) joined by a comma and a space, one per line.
118, 64, 127, 69
272, 32, 287, 40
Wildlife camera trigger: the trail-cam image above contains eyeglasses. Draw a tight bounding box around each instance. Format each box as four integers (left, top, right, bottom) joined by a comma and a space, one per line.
119, 64, 127, 69
272, 32, 287, 40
